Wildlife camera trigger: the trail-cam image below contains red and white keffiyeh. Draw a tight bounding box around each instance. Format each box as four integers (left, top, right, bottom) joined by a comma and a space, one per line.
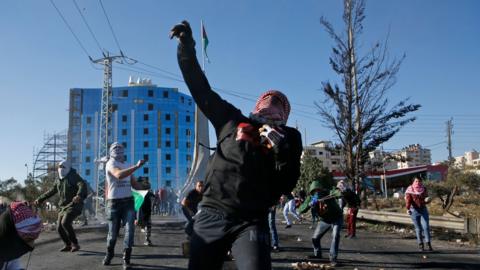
10, 202, 42, 242
405, 178, 426, 196
250, 90, 291, 125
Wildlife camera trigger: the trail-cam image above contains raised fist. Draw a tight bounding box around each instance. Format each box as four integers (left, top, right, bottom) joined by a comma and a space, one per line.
169, 20, 195, 46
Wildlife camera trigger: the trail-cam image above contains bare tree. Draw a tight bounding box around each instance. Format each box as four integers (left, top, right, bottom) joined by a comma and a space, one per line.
316, 0, 421, 194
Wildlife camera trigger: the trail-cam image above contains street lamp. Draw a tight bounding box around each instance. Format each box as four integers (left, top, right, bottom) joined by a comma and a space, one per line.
24, 163, 29, 181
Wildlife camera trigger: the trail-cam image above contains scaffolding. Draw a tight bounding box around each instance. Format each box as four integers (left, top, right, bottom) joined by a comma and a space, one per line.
32, 131, 68, 180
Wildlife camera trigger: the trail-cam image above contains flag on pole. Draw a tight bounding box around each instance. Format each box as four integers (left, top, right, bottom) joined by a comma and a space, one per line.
132, 189, 148, 211
201, 22, 210, 63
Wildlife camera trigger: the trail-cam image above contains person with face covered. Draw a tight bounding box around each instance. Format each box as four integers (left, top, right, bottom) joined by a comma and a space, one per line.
102, 142, 146, 270
0, 202, 42, 270
34, 160, 87, 252
170, 21, 303, 270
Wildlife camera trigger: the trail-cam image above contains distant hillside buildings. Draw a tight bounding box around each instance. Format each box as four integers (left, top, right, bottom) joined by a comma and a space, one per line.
303, 142, 432, 172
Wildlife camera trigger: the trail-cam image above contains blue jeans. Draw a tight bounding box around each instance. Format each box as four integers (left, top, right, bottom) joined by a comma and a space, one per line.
268, 208, 279, 247
410, 207, 431, 244
106, 197, 135, 250
312, 217, 343, 261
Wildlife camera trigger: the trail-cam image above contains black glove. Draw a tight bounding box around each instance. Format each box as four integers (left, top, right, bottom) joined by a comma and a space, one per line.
169, 20, 195, 47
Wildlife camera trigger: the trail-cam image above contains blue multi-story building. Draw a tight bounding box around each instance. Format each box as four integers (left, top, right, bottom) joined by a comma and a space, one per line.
67, 79, 195, 191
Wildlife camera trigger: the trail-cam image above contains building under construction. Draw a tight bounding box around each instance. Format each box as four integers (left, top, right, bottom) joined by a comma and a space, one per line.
32, 131, 68, 180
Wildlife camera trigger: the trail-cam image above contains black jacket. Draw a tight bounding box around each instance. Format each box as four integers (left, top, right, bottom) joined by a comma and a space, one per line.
177, 42, 303, 219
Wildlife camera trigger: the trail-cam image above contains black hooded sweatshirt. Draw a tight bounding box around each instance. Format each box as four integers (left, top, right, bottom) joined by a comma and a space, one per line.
177, 42, 303, 219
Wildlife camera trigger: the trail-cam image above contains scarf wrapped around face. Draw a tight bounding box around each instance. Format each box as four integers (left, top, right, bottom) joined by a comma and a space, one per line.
109, 142, 125, 162
405, 178, 425, 196
250, 90, 291, 126
58, 160, 71, 179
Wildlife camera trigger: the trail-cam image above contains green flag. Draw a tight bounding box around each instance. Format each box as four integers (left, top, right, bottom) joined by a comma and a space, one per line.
201, 22, 210, 63
132, 189, 148, 211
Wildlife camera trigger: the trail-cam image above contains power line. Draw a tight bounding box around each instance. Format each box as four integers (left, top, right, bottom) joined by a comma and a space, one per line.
98, 0, 123, 53
72, 0, 104, 54
49, 0, 92, 59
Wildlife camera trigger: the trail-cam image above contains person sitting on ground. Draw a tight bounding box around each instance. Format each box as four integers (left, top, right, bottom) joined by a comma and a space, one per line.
0, 202, 42, 270
34, 160, 87, 253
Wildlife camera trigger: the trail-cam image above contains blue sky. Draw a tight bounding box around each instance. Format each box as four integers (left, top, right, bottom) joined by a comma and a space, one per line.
0, 0, 479, 182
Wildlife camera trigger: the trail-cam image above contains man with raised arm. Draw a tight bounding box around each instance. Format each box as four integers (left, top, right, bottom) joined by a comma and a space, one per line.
101, 142, 146, 270
170, 20, 303, 270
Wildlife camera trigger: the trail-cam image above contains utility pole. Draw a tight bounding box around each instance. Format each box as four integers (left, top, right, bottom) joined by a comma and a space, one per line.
446, 118, 454, 164
91, 52, 124, 216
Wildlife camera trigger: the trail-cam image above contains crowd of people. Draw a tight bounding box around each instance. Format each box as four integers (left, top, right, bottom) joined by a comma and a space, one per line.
0, 20, 435, 270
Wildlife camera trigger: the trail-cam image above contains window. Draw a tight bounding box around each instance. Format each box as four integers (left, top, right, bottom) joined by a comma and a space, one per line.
186, 142, 191, 148
188, 99, 192, 106
148, 89, 154, 97
166, 167, 171, 174
318, 151, 323, 155
143, 167, 149, 174
143, 154, 149, 161
121, 90, 128, 97
332, 161, 337, 165
124, 155, 127, 162
85, 169, 90, 176
165, 180, 171, 187
85, 156, 91, 163
122, 142, 127, 148
143, 128, 149, 135
86, 117, 92, 124
186, 155, 192, 161
86, 143, 91, 150
180, 96, 185, 103
165, 127, 171, 135
165, 141, 171, 147
148, 103, 154, 111
186, 129, 191, 136
186, 115, 191, 122
165, 114, 171, 120
186, 167, 191, 174
163, 91, 169, 98
144, 141, 149, 148
144, 114, 149, 121
122, 115, 127, 122
112, 104, 118, 112
166, 154, 171, 160
86, 130, 91, 137
122, 129, 127, 136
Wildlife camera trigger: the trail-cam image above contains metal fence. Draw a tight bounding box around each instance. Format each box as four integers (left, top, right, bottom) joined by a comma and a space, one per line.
356, 209, 479, 234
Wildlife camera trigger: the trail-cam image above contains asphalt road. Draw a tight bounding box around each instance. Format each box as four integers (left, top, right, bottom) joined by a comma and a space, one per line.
20, 216, 480, 270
